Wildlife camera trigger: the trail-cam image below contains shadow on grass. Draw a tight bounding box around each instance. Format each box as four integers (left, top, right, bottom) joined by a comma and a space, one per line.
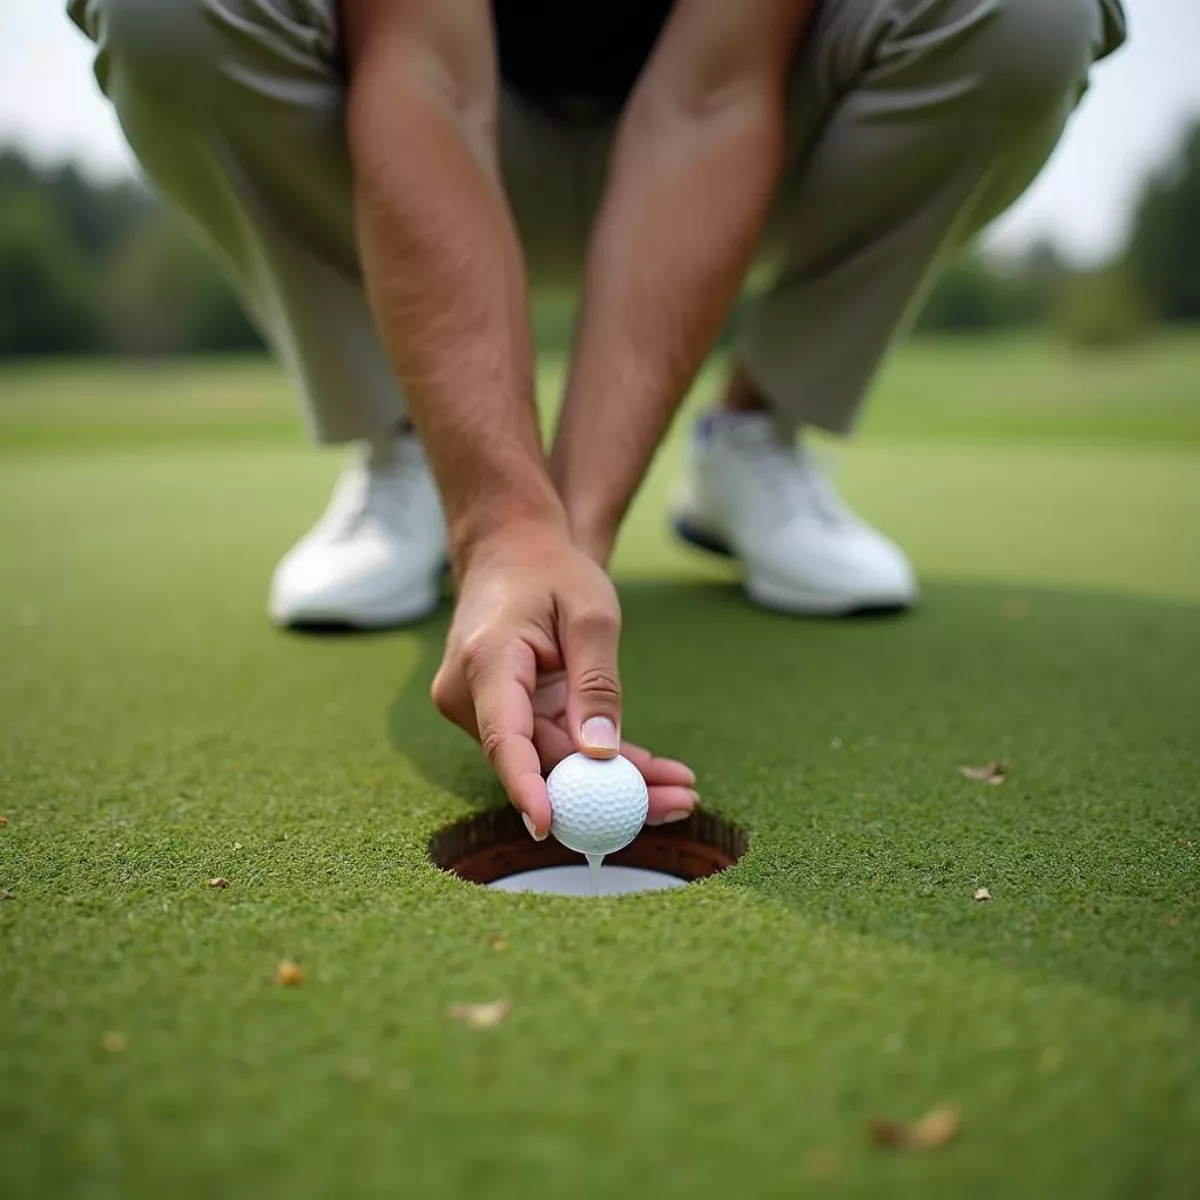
389, 578, 1200, 1005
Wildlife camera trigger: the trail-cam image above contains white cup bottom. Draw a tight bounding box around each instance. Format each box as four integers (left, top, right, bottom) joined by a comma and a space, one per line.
485, 864, 687, 896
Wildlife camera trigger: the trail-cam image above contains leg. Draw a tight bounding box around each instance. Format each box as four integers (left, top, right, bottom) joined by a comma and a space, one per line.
674, 0, 1107, 614
70, 0, 400, 443
71, 0, 440, 626
742, 0, 1106, 433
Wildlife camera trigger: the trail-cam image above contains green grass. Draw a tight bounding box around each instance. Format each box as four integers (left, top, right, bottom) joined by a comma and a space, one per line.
2, 337, 1199, 1199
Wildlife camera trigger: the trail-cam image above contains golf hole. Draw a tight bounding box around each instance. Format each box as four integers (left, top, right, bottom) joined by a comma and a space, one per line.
429, 807, 746, 896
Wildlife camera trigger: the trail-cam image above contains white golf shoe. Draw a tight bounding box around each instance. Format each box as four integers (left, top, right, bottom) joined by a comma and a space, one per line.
672, 411, 917, 615
269, 432, 447, 628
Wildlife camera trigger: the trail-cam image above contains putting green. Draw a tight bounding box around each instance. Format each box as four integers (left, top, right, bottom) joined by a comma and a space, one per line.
2, 340, 1198, 1198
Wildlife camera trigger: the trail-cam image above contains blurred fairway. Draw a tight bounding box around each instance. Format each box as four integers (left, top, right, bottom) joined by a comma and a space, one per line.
1, 337, 1198, 1198
4, 332, 1200, 450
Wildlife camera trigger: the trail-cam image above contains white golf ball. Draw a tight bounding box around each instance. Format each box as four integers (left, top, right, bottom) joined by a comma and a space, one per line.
547, 752, 649, 857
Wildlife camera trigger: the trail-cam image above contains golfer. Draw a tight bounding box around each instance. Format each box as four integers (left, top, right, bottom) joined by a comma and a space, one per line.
72, 0, 1125, 836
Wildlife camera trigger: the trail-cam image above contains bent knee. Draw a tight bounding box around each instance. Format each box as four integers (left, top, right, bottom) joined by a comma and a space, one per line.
72, 0, 214, 95
72, 0, 337, 102
975, 0, 1102, 115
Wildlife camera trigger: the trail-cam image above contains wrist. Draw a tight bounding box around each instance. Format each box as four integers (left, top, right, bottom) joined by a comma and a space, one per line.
564, 499, 620, 567
550, 432, 623, 568
450, 489, 569, 577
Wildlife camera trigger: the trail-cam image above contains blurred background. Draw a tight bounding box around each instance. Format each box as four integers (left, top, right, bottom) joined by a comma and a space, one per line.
1, 3, 1198, 364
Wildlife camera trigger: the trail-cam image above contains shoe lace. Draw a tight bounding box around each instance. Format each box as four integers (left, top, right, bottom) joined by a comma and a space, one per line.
735, 422, 847, 527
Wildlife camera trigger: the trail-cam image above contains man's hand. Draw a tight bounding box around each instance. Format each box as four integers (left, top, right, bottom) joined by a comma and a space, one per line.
432, 522, 698, 839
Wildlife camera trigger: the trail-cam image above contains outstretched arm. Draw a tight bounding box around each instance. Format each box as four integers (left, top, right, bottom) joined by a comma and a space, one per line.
345, 0, 554, 560
344, 0, 696, 833
551, 0, 812, 563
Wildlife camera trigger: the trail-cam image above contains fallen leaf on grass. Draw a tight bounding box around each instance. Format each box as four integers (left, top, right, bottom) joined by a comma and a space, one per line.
974, 887, 993, 902
274, 960, 305, 987
959, 761, 1007, 785
0, 816, 7, 827
209, 877, 229, 889
101, 1031, 127, 1054
488, 934, 508, 953
448, 1000, 511, 1030
869, 1104, 960, 1151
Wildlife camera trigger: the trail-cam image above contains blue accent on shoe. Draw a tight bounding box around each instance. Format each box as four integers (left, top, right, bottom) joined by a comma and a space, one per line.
673, 516, 734, 558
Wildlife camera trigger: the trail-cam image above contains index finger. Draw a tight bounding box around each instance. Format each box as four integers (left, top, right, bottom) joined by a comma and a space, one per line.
471, 661, 552, 840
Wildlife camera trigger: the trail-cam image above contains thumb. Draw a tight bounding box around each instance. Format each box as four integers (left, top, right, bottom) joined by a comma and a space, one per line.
563, 604, 622, 760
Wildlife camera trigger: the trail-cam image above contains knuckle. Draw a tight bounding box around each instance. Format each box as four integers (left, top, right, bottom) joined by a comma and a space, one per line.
460, 632, 498, 682
571, 603, 620, 640
479, 724, 507, 766
572, 664, 621, 705
430, 668, 455, 719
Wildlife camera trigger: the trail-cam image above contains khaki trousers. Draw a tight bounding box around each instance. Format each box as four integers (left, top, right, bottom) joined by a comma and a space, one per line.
71, 0, 1119, 441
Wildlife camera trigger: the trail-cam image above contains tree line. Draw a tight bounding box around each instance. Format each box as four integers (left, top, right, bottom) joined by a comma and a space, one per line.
1, 120, 1198, 359
0, 150, 260, 358
919, 118, 1200, 345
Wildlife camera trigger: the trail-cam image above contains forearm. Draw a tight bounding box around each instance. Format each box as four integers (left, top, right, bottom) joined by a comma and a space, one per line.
348, 68, 561, 569
551, 93, 785, 561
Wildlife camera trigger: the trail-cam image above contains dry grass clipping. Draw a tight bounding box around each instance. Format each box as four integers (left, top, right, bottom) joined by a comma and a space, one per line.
869, 1104, 960, 1151
448, 1000, 511, 1030
959, 761, 1008, 785
274, 960, 305, 987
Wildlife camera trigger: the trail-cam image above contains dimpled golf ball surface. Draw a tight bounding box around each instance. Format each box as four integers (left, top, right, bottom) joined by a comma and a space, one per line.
547, 753, 649, 856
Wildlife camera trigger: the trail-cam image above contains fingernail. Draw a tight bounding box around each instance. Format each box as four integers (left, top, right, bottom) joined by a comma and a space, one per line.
657, 809, 693, 825
580, 716, 619, 752
522, 812, 546, 842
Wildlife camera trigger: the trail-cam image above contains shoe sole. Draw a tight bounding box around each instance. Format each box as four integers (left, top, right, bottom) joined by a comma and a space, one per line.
673, 516, 916, 617
673, 516, 736, 559
269, 584, 442, 631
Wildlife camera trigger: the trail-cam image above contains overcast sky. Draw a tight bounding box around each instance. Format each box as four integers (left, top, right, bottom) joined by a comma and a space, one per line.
2, 2, 1198, 263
